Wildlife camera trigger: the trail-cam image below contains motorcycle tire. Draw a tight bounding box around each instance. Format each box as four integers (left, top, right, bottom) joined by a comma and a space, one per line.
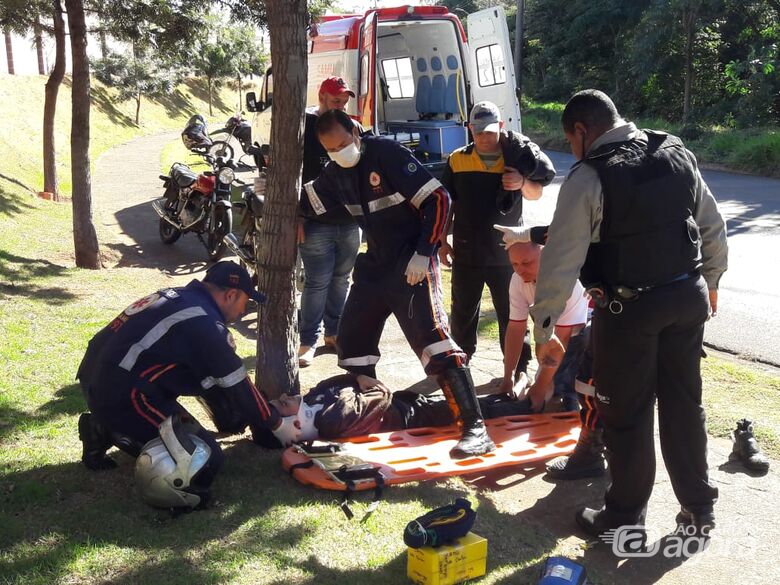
159, 216, 181, 244
208, 140, 234, 162
207, 205, 232, 262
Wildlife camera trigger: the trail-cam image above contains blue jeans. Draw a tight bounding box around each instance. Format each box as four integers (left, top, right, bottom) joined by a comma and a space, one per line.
298, 221, 360, 347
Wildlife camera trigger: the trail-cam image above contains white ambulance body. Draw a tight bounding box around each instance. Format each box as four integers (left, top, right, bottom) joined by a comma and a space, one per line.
249, 4, 520, 175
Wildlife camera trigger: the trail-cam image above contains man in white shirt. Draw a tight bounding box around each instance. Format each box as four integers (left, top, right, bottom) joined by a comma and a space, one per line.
498, 239, 589, 411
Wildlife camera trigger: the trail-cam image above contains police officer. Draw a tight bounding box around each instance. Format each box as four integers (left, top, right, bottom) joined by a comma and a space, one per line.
76, 261, 280, 485
303, 109, 494, 458
297, 77, 362, 367
532, 90, 728, 537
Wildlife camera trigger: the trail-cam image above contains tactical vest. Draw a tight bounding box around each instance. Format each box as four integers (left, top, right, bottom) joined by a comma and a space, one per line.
579, 130, 702, 289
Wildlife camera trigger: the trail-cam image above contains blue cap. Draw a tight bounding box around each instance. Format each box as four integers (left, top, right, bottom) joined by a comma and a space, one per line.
204, 261, 267, 304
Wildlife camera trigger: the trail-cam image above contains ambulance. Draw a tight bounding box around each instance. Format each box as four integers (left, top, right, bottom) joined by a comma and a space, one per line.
246, 4, 521, 176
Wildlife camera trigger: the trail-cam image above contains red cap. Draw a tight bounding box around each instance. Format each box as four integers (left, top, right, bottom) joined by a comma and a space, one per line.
319, 76, 355, 98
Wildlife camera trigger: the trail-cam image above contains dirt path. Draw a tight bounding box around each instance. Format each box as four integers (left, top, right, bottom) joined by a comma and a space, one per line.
92, 132, 779, 585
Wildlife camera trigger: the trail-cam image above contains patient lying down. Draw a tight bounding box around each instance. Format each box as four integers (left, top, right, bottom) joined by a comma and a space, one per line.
252, 373, 533, 448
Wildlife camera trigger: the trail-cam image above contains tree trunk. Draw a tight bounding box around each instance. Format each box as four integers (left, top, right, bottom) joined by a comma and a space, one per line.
682, 5, 697, 124
65, 0, 101, 269
35, 21, 45, 75
208, 77, 213, 116
99, 29, 108, 58
135, 92, 141, 125
255, 0, 308, 398
43, 0, 66, 199
4, 27, 14, 75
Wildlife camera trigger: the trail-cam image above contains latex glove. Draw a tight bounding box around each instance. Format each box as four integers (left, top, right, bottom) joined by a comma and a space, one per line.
438, 242, 454, 268
405, 253, 429, 285
493, 224, 531, 249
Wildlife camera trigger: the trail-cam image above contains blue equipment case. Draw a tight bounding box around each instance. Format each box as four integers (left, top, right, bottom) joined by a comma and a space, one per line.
538, 556, 588, 585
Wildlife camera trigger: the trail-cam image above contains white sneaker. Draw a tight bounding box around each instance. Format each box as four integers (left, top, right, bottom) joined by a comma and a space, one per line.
298, 345, 316, 367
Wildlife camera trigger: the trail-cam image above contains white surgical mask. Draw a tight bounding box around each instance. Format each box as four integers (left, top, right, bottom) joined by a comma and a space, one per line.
328, 141, 361, 168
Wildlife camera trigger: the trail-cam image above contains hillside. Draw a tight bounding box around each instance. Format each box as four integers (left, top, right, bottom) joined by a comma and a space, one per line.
0, 75, 242, 199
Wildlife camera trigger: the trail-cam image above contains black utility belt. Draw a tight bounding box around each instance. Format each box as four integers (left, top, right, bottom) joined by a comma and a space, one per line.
589, 271, 700, 314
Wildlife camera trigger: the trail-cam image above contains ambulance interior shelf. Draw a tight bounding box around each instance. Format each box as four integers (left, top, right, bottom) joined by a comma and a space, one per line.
384, 120, 468, 158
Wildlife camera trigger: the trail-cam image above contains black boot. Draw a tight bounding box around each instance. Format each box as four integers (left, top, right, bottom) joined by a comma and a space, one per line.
575, 506, 646, 539
546, 426, 606, 480
676, 507, 716, 539
78, 412, 117, 471
438, 367, 495, 459
731, 419, 770, 473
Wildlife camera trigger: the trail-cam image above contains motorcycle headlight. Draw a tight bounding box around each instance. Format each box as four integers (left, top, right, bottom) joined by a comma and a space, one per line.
217, 167, 235, 185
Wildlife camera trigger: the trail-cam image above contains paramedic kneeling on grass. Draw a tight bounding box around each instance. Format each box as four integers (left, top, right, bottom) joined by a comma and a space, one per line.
75, 262, 281, 504
303, 108, 494, 459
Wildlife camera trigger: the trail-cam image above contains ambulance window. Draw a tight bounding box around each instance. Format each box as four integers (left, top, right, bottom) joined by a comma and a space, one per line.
475, 44, 506, 87
381, 57, 414, 99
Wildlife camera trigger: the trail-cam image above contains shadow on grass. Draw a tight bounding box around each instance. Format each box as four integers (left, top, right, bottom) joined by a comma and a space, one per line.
0, 384, 83, 441
91, 85, 135, 128
0, 184, 35, 217
150, 88, 197, 122
184, 78, 231, 117
0, 250, 76, 304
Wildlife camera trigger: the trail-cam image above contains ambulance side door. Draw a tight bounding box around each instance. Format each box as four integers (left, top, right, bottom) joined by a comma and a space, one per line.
467, 6, 521, 132
358, 11, 378, 131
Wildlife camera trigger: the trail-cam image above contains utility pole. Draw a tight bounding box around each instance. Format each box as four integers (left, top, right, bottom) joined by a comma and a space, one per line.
513, 0, 524, 102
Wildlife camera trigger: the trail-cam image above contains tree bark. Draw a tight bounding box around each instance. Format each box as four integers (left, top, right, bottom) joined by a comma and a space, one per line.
43, 0, 66, 199
682, 5, 697, 124
35, 21, 45, 75
255, 0, 308, 398
135, 93, 141, 125
65, 0, 101, 269
208, 77, 214, 116
99, 29, 108, 58
4, 27, 14, 75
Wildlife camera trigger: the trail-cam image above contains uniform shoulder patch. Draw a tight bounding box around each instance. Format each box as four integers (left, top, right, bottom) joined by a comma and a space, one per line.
403, 161, 418, 175
123, 292, 161, 315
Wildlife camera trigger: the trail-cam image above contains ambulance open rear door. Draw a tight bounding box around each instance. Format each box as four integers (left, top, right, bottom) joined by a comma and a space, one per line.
358, 11, 378, 131
467, 6, 522, 132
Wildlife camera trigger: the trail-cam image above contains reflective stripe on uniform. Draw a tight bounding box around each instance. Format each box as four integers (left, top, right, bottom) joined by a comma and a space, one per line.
420, 338, 460, 367
410, 178, 443, 209
368, 192, 404, 213
575, 378, 596, 396
201, 365, 248, 389
303, 181, 327, 215
345, 204, 364, 216
339, 355, 380, 367
119, 307, 207, 371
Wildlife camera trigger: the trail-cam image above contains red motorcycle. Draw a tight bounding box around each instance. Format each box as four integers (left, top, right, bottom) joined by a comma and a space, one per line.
153, 155, 236, 261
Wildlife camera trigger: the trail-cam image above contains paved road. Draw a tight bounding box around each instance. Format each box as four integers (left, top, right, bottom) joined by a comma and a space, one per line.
525, 150, 780, 366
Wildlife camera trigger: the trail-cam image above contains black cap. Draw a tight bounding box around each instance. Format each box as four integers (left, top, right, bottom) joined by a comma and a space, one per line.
203, 261, 267, 303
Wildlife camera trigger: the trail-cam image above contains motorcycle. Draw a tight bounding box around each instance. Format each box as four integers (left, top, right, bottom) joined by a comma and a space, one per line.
223, 162, 305, 290
153, 154, 237, 262
181, 114, 234, 163
208, 112, 257, 165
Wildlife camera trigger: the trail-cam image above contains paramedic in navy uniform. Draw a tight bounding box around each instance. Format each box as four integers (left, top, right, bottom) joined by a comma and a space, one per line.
76, 261, 281, 478
303, 108, 495, 459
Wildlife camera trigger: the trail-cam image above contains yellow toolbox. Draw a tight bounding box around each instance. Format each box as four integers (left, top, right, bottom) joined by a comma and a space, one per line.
407, 532, 487, 585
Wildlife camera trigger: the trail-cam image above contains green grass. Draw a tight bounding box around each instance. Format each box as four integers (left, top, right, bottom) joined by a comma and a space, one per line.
521, 99, 780, 177
0, 75, 240, 199
1, 77, 779, 584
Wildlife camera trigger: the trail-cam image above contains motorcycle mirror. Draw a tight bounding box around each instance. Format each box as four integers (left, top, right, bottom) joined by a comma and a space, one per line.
246, 92, 257, 113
